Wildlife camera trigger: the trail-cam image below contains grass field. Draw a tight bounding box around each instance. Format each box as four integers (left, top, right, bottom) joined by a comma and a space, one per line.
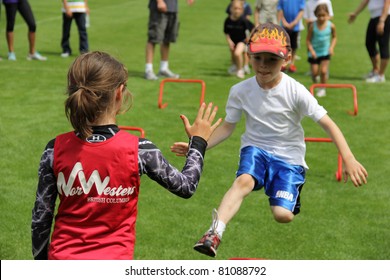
0, 0, 389, 260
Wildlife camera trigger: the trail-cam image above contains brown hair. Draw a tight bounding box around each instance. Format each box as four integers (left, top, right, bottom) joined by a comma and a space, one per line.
65, 51, 132, 139
314, 4, 329, 16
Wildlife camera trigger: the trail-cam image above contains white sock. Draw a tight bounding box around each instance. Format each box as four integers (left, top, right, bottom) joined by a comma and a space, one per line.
145, 63, 153, 72
210, 220, 226, 238
160, 60, 168, 71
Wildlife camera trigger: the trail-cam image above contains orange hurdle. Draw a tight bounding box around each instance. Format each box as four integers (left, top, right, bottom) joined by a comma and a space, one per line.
118, 126, 145, 138
158, 78, 206, 109
305, 137, 342, 181
309, 83, 358, 116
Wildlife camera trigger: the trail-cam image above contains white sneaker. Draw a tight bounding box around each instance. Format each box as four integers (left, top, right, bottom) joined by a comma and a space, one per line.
27, 52, 47, 61
366, 74, 385, 83
228, 64, 237, 75
61, 52, 70, 58
145, 70, 158, 80
363, 70, 377, 79
244, 65, 251, 74
8, 52, 16, 61
158, 68, 179, 78
236, 69, 245, 79
316, 88, 326, 97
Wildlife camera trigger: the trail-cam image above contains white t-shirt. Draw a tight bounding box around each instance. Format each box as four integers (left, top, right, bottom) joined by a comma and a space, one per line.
368, 0, 390, 18
304, 0, 334, 22
225, 73, 327, 168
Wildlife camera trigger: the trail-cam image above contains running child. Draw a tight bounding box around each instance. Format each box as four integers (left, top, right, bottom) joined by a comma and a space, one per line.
171, 23, 368, 258
31, 51, 221, 260
306, 3, 337, 97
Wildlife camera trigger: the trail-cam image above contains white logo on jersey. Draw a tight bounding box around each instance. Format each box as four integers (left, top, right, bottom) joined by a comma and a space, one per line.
57, 162, 135, 197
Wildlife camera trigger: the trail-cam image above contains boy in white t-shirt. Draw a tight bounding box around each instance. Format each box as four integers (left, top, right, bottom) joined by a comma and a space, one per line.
171, 23, 368, 258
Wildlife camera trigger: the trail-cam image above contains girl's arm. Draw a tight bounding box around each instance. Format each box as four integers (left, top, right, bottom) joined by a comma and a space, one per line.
329, 23, 337, 55
306, 24, 316, 58
318, 115, 368, 186
225, 34, 235, 51
31, 141, 58, 260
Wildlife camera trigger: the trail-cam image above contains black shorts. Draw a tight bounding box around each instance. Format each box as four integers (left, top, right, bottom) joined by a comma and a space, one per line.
285, 29, 299, 50
308, 55, 331, 64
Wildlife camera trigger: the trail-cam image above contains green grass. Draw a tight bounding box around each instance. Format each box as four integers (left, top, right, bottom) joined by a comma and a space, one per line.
0, 0, 389, 260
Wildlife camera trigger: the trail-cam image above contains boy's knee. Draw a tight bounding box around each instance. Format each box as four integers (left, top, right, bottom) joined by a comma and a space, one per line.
272, 206, 295, 223
234, 174, 255, 192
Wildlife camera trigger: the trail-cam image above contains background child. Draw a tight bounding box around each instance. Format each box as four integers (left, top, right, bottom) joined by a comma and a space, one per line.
306, 3, 337, 97
60, 0, 90, 57
171, 23, 368, 258
277, 0, 306, 73
226, 0, 253, 75
224, 0, 254, 78
144, 0, 195, 80
254, 0, 279, 25
3, 0, 46, 61
304, 0, 334, 28
31, 51, 221, 260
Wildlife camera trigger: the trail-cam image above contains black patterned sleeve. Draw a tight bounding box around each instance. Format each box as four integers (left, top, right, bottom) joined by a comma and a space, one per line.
138, 136, 208, 198
31, 139, 58, 260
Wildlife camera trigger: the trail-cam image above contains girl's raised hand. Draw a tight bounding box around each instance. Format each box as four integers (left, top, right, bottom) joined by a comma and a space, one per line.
171, 103, 222, 156
180, 102, 222, 140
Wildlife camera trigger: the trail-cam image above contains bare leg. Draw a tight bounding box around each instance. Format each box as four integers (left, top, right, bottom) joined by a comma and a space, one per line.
217, 174, 255, 225
370, 54, 380, 73
28, 31, 36, 55
6, 32, 14, 52
379, 58, 389, 76
320, 60, 330, 84
145, 41, 155, 64
160, 42, 170, 61
271, 206, 294, 223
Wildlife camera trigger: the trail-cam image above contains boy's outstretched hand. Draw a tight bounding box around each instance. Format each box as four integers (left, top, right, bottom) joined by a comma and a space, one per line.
172, 103, 221, 156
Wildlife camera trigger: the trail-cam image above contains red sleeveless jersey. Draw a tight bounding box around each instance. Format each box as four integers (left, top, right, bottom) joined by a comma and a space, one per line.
50, 130, 140, 259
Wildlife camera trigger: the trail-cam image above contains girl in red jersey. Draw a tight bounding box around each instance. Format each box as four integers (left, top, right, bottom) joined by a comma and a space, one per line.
31, 51, 221, 260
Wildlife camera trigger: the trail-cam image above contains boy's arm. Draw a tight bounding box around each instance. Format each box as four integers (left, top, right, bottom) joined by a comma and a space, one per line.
157, 0, 167, 13
318, 115, 368, 186
206, 120, 236, 149
290, 9, 304, 29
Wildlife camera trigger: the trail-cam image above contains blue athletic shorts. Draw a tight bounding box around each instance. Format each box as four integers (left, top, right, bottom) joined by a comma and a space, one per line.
236, 146, 306, 214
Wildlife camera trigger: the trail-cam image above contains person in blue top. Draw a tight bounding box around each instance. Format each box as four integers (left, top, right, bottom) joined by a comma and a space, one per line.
277, 0, 305, 73
306, 3, 337, 97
